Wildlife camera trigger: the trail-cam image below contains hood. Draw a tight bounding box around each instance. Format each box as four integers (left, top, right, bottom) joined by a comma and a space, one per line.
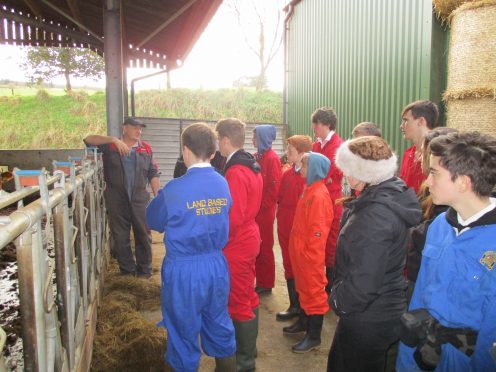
445, 197, 496, 231
255, 125, 276, 155
348, 177, 422, 227
224, 149, 261, 174
306, 152, 330, 186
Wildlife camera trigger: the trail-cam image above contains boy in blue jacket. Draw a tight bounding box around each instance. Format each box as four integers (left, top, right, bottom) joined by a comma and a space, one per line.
146, 123, 236, 372
396, 131, 496, 372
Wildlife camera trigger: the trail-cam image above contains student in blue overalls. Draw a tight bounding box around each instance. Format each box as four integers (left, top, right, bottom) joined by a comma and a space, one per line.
396, 131, 496, 371
146, 123, 236, 372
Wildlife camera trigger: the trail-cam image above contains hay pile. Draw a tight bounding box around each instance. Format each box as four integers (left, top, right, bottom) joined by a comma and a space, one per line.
91, 262, 169, 372
442, 0, 496, 135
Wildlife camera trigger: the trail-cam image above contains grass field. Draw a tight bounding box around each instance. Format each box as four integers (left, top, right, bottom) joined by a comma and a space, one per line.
0, 85, 103, 97
0, 86, 282, 149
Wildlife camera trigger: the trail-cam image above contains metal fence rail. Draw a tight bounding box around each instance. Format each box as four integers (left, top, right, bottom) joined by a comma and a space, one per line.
0, 150, 107, 371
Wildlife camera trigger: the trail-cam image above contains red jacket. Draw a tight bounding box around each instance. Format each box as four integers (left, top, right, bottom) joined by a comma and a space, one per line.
277, 166, 305, 280
289, 180, 333, 315
277, 165, 305, 213
400, 145, 425, 194
312, 133, 344, 201
224, 164, 263, 257
255, 149, 281, 211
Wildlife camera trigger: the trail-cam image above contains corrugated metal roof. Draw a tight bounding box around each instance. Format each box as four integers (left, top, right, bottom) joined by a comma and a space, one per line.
0, 0, 222, 69
284, 0, 447, 156
140, 117, 287, 187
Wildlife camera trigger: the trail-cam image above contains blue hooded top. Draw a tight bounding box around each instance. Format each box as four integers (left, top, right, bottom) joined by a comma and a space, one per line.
306, 152, 330, 186
255, 125, 277, 155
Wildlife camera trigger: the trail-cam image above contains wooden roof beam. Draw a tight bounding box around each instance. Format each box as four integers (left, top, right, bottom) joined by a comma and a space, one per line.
40, 0, 103, 42
66, 0, 84, 27
136, 0, 197, 49
23, 0, 43, 19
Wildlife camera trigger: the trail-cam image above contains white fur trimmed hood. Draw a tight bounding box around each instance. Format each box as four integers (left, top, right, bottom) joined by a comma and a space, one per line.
335, 140, 398, 184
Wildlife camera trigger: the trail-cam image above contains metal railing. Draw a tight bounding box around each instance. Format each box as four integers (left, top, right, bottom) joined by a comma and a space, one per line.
0, 148, 107, 371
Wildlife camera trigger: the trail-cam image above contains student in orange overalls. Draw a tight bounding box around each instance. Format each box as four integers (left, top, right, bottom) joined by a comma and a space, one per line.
284, 152, 333, 353
276, 135, 313, 321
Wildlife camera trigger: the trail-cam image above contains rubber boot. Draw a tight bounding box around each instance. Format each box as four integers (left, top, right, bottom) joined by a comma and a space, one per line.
233, 309, 258, 372
215, 354, 236, 372
292, 314, 324, 353
325, 266, 333, 294
283, 311, 307, 334
276, 279, 301, 321
253, 307, 259, 358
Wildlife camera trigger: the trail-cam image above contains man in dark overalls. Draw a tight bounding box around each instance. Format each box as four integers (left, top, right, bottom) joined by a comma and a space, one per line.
84, 117, 160, 277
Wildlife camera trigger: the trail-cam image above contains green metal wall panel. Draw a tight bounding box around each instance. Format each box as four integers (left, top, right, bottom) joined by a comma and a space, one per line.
285, 0, 447, 156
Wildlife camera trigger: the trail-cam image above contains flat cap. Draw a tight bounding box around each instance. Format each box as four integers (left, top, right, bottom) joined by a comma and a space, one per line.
123, 117, 146, 127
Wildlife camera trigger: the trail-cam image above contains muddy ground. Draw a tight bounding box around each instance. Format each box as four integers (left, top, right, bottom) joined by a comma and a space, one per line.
143, 231, 337, 371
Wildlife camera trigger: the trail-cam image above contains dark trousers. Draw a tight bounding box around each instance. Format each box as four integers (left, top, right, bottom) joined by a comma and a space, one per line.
106, 191, 152, 275
327, 316, 400, 372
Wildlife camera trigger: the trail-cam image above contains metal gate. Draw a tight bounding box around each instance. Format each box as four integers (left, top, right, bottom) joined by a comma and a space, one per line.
0, 149, 107, 371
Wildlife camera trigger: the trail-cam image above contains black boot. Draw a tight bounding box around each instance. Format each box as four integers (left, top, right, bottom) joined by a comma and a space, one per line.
233, 308, 258, 372
276, 279, 301, 321
325, 266, 333, 294
253, 307, 259, 358
215, 354, 236, 372
292, 314, 324, 353
283, 311, 307, 334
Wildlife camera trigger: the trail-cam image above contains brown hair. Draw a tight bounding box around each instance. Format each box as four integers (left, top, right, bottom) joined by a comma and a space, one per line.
420, 127, 458, 176
348, 136, 393, 160
215, 118, 246, 148
287, 135, 312, 153
352, 122, 382, 138
402, 100, 439, 129
429, 131, 496, 197
311, 107, 337, 130
182, 123, 217, 160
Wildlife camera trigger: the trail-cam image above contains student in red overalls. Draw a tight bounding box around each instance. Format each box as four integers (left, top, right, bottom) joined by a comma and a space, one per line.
311, 107, 344, 292
399, 100, 439, 194
252, 125, 281, 294
216, 118, 263, 372
275, 135, 312, 321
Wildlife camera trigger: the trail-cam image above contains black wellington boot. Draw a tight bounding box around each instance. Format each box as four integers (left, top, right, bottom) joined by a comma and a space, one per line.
283, 311, 307, 334
233, 309, 258, 372
292, 314, 324, 353
325, 266, 333, 294
215, 354, 236, 372
276, 279, 301, 321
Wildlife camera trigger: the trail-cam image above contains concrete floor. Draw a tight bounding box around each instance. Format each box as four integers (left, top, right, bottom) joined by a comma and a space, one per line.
145, 231, 337, 371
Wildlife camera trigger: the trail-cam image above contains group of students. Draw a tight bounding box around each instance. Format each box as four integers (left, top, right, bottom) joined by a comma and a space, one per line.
145, 101, 496, 372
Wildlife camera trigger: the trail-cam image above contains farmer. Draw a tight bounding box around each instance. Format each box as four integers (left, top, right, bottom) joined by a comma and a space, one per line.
83, 117, 160, 278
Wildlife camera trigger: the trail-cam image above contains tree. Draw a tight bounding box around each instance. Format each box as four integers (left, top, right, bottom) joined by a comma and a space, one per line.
22, 47, 104, 91
228, 0, 285, 91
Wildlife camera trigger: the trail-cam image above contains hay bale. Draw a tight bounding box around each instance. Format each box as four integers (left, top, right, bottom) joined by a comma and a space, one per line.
447, 1, 496, 90
432, 0, 476, 22
446, 96, 496, 135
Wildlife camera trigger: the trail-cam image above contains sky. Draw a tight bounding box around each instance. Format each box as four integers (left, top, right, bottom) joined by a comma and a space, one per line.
0, 0, 284, 91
